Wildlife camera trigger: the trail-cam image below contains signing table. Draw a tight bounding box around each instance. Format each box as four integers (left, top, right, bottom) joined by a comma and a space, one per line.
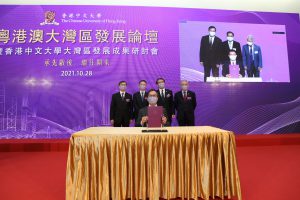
66, 126, 241, 200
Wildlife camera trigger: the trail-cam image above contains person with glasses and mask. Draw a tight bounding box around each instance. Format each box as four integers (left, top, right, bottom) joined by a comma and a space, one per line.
136, 89, 169, 127
156, 78, 175, 125
174, 80, 197, 126
110, 81, 133, 127
221, 31, 242, 64
199, 26, 222, 82
222, 50, 245, 78
133, 80, 149, 126
242, 35, 263, 77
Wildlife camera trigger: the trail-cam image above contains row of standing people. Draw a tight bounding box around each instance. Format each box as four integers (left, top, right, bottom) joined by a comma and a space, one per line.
110, 78, 197, 127
200, 26, 263, 82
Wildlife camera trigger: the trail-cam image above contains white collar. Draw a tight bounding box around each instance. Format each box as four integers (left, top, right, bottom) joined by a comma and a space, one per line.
148, 104, 157, 107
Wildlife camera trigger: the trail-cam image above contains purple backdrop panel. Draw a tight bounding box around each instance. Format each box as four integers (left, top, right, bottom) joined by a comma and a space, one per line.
0, 5, 299, 139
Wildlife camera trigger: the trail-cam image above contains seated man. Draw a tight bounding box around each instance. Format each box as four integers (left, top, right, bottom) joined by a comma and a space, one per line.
222, 50, 245, 78
137, 89, 169, 127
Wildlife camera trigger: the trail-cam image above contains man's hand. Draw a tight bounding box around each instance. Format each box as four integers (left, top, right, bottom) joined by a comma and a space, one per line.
200, 62, 204, 66
161, 116, 167, 125
110, 120, 114, 125
130, 119, 133, 124
258, 67, 262, 72
239, 74, 242, 78
244, 66, 247, 70
141, 116, 148, 125
172, 115, 176, 119
226, 74, 230, 78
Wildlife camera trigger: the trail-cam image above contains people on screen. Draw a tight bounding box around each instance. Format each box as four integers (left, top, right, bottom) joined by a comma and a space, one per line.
242, 35, 263, 77
222, 50, 245, 78
110, 81, 133, 127
136, 89, 168, 127
222, 31, 242, 64
198, 26, 263, 80
199, 26, 222, 82
174, 80, 197, 126
133, 80, 149, 127
156, 78, 175, 125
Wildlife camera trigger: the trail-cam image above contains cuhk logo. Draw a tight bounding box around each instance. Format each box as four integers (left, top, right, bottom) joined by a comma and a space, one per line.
40, 11, 59, 26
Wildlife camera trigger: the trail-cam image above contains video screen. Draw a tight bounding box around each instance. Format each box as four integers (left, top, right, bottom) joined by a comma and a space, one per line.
179, 21, 290, 82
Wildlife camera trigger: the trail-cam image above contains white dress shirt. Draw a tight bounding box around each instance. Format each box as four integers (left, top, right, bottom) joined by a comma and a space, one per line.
209, 36, 215, 45
160, 89, 165, 97
228, 41, 233, 49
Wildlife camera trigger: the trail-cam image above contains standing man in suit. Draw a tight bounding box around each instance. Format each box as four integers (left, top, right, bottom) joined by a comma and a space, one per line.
242, 35, 263, 77
110, 81, 133, 127
222, 50, 245, 78
156, 78, 175, 125
137, 89, 168, 127
174, 80, 197, 126
222, 31, 242, 64
133, 80, 148, 126
200, 26, 222, 82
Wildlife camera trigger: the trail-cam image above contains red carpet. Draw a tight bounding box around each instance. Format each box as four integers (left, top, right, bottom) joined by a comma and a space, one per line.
0, 135, 300, 200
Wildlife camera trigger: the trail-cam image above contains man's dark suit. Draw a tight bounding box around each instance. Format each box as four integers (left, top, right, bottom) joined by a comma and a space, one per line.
222, 60, 245, 77
221, 40, 242, 63
174, 90, 197, 126
200, 35, 222, 82
133, 91, 148, 126
110, 92, 133, 127
156, 89, 174, 124
136, 106, 169, 127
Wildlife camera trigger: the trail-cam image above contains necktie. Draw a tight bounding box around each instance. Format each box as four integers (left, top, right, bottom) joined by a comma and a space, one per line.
229, 41, 232, 49
184, 91, 187, 101
141, 92, 144, 101
161, 90, 165, 99
249, 46, 254, 62
121, 93, 124, 100
209, 37, 213, 46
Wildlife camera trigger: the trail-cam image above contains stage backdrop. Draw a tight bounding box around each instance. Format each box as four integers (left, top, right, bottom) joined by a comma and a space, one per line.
0, 5, 300, 139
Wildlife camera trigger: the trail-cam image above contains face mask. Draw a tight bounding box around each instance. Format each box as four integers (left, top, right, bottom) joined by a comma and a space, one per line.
181, 85, 188, 91
227, 37, 234, 42
209, 31, 216, 37
247, 42, 253, 46
158, 83, 165, 89
119, 85, 126, 91
148, 96, 158, 104
139, 85, 146, 90
229, 55, 237, 61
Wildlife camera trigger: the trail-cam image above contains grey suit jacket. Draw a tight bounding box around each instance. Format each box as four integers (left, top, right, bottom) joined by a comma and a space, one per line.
136, 106, 169, 127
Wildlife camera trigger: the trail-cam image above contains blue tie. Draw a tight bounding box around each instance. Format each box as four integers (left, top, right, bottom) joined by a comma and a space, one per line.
249, 46, 254, 63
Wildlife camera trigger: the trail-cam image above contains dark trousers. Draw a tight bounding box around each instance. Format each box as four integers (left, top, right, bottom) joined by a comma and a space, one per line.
204, 63, 219, 82
114, 117, 130, 127
177, 111, 195, 126
247, 65, 260, 77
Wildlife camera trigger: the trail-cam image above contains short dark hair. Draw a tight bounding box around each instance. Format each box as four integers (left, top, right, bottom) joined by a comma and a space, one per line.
227, 31, 234, 36
139, 80, 147, 84
156, 77, 165, 84
118, 81, 127, 85
228, 49, 237, 54
148, 89, 158, 96
208, 26, 216, 31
